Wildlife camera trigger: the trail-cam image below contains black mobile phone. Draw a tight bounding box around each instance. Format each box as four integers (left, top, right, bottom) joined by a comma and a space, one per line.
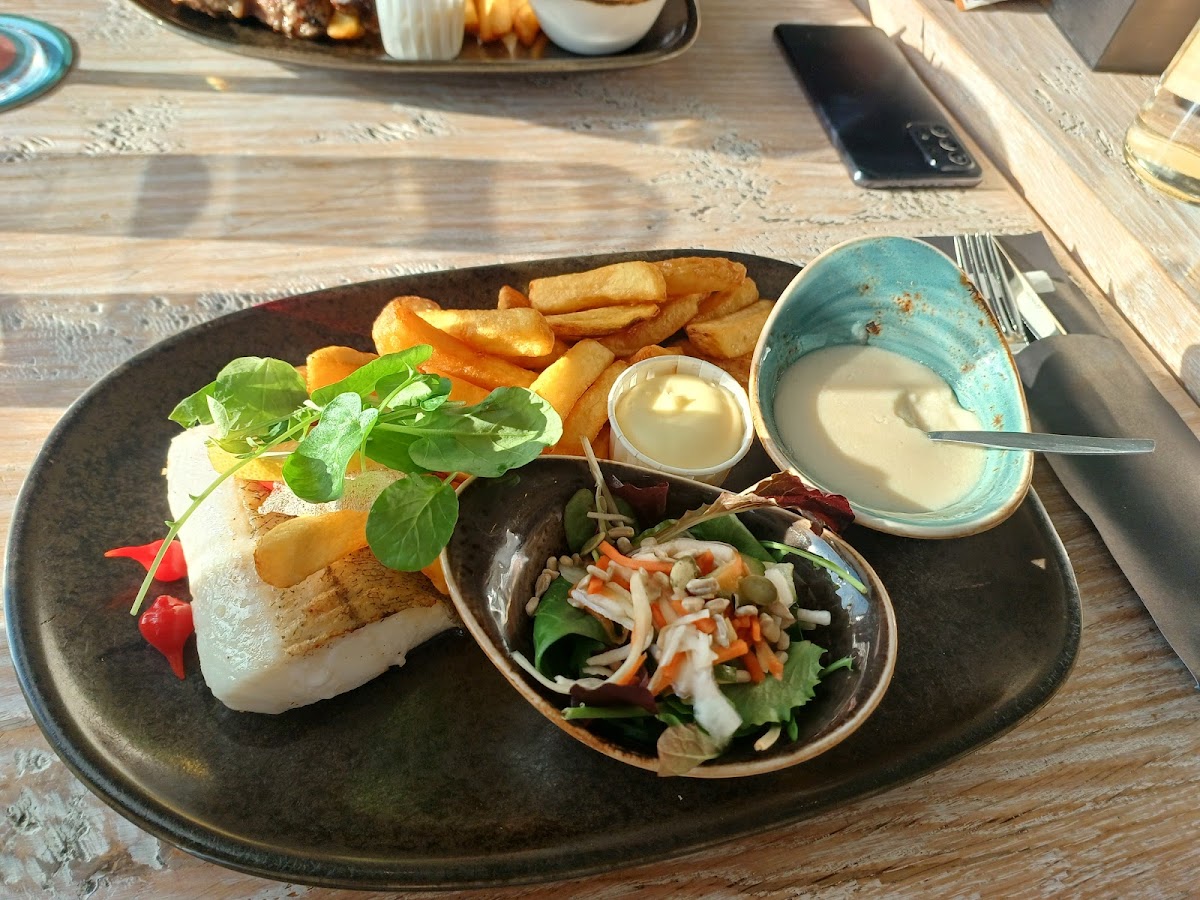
774, 23, 982, 189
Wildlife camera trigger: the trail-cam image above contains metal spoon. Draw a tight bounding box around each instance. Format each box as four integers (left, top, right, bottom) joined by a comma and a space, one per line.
926, 431, 1155, 455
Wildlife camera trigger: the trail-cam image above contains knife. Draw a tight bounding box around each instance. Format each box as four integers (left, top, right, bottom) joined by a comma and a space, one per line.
999, 238, 1200, 686
993, 242, 1066, 342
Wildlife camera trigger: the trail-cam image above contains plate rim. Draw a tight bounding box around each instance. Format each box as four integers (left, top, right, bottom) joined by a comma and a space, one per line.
124, 0, 700, 73
4, 249, 1083, 890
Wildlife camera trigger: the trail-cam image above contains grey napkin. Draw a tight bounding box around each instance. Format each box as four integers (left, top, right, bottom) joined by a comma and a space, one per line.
1017, 335, 1200, 686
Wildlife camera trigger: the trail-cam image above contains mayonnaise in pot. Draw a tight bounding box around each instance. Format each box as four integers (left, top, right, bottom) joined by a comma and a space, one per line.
613, 372, 744, 470
773, 344, 986, 513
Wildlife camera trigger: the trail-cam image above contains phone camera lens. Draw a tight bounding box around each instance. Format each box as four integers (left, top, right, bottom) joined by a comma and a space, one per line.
930, 124, 951, 138
948, 151, 970, 167
939, 138, 959, 151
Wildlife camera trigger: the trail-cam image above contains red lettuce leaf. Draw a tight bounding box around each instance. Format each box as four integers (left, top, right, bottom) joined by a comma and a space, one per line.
570, 679, 658, 715
752, 472, 854, 534
606, 474, 669, 524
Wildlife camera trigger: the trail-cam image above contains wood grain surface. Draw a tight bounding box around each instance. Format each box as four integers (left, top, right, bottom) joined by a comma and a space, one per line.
862, 0, 1200, 402
2, 0, 1198, 897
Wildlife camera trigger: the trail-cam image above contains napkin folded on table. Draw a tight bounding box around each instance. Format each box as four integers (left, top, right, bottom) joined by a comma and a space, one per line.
1017, 336, 1200, 687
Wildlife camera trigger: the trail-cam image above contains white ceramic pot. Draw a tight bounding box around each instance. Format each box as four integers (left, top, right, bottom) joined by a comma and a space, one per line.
529, 0, 668, 55
376, 0, 465, 61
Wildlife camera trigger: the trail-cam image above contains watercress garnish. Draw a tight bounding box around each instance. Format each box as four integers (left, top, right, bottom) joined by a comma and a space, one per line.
133, 347, 561, 614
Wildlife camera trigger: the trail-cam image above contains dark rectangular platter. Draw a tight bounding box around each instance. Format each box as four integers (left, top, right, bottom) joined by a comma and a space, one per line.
6, 250, 1081, 890
125, 0, 699, 73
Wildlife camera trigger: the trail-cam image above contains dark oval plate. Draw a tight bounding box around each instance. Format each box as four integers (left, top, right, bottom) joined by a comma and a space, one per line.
5, 250, 1081, 891
125, 0, 699, 73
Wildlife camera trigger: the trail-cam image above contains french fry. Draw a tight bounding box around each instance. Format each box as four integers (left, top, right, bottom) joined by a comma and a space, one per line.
499, 337, 569, 371
305, 346, 378, 395
654, 257, 746, 297
513, 1, 540, 46
415, 307, 555, 357
692, 277, 759, 324
685, 299, 774, 359
254, 510, 369, 589
544, 303, 659, 339
530, 339, 615, 422
326, 9, 364, 39
392, 295, 441, 314
422, 557, 450, 596
674, 341, 753, 389
372, 302, 536, 389
551, 360, 629, 455
628, 344, 684, 364
599, 293, 703, 358
464, 0, 479, 35
497, 284, 532, 309
478, 0, 512, 43
528, 261, 667, 315
592, 425, 612, 460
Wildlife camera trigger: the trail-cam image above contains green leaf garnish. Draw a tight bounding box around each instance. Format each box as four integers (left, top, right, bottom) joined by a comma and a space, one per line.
366, 474, 459, 571
405, 387, 562, 477
282, 393, 379, 503
138, 348, 562, 613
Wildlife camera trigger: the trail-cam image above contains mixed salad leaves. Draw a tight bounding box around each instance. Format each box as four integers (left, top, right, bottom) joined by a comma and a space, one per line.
521, 451, 859, 776
131, 347, 561, 614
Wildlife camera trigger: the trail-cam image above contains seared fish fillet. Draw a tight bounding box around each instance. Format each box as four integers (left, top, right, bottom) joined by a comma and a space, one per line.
166, 428, 455, 713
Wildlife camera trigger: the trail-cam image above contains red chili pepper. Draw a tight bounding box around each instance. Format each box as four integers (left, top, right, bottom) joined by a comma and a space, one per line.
138, 595, 194, 679
104, 539, 188, 582
255, 481, 276, 493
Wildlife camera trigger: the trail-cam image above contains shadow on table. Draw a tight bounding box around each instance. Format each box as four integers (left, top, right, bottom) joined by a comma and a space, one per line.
7, 152, 670, 249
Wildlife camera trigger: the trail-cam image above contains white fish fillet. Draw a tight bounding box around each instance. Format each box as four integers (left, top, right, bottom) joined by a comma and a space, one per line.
166, 428, 455, 714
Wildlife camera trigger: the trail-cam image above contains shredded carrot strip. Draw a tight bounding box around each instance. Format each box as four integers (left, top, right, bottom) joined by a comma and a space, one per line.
758, 640, 784, 679
659, 597, 678, 625
742, 651, 765, 683
611, 573, 631, 591
614, 653, 646, 686
587, 576, 604, 594
650, 652, 684, 694
750, 617, 762, 643
670, 599, 687, 616
598, 541, 674, 573
651, 603, 667, 629
711, 639, 749, 666
694, 618, 716, 634
695, 550, 716, 575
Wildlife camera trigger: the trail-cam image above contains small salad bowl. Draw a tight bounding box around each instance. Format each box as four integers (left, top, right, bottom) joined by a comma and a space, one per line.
750, 235, 1033, 540
441, 456, 897, 778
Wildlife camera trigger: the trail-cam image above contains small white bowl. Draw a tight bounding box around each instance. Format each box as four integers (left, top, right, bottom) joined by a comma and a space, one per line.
376, 0, 465, 61
529, 0, 668, 55
606, 355, 753, 486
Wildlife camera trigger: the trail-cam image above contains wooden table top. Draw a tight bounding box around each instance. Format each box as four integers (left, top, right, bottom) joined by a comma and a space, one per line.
2, 1, 1197, 897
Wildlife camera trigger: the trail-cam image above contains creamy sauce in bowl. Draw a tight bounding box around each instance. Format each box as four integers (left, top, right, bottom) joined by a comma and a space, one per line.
614, 372, 744, 470
773, 344, 986, 513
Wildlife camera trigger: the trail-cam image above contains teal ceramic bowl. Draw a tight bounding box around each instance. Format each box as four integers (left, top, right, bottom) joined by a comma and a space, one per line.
749, 236, 1033, 539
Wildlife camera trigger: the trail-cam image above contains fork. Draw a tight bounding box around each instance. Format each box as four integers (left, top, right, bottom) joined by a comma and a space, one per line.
953, 232, 1028, 352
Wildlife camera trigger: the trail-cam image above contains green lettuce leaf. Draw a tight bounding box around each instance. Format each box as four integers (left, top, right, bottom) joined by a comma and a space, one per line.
533, 577, 607, 675
720, 640, 826, 727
